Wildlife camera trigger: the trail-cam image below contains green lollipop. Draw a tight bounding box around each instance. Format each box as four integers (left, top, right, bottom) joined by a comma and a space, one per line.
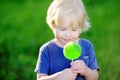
63, 42, 82, 60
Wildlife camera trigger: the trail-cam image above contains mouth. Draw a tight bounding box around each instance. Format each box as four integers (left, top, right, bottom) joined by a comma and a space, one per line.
64, 39, 72, 42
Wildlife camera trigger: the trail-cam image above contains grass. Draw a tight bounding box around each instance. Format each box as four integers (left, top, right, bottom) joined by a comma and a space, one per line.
0, 0, 120, 80
84, 1, 120, 80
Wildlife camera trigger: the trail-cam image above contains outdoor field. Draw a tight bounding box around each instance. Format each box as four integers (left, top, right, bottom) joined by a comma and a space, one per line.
0, 0, 120, 80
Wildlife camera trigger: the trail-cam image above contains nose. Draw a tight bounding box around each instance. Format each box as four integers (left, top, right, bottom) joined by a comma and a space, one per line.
66, 30, 71, 37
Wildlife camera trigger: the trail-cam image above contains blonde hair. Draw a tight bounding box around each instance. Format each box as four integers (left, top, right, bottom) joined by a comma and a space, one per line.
46, 0, 90, 32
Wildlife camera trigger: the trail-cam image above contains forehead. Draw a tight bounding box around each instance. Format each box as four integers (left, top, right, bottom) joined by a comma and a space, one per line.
55, 13, 81, 28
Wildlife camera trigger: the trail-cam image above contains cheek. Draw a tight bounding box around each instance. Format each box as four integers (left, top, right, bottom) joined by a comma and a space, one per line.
56, 31, 64, 37
53, 30, 63, 38
73, 31, 80, 37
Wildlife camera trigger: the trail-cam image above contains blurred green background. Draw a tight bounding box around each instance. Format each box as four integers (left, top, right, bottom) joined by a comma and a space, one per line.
0, 0, 120, 80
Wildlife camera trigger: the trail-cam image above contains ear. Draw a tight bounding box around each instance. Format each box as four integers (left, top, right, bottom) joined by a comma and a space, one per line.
50, 22, 55, 30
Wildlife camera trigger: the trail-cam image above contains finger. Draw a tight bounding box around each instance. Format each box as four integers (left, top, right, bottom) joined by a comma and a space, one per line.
70, 61, 74, 66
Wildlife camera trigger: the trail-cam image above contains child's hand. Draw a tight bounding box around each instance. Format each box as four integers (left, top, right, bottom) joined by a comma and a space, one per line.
70, 60, 89, 76
56, 68, 77, 80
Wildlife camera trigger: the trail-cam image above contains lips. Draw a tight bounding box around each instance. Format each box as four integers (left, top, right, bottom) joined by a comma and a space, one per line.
63, 38, 77, 43
63, 38, 72, 42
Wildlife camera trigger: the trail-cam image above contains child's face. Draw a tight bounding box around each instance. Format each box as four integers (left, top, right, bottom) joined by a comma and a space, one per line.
53, 15, 81, 47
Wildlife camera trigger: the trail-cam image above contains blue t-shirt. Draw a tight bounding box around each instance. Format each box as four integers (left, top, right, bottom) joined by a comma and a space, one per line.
34, 38, 99, 80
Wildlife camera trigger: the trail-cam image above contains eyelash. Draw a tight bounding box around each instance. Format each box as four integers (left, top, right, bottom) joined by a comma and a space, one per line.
72, 28, 78, 31
60, 28, 66, 31
59, 27, 78, 31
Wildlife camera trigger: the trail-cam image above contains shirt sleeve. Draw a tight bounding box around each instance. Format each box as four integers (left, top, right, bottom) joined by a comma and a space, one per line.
87, 41, 99, 70
34, 46, 50, 74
